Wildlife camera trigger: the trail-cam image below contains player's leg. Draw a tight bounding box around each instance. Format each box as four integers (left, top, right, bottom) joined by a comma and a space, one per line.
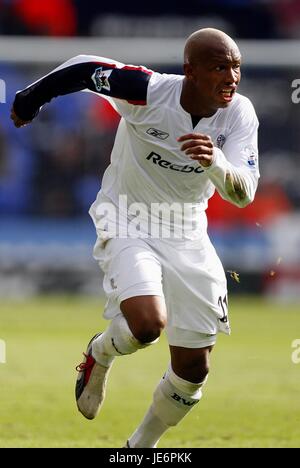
126, 234, 227, 446
76, 238, 166, 419
91, 295, 166, 368
76, 295, 166, 420
127, 333, 215, 448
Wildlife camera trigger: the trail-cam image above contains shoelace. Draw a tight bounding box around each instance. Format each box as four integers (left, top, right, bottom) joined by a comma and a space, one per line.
76, 353, 94, 372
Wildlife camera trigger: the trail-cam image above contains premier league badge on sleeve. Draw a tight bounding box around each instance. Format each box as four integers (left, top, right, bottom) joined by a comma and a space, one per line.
244, 144, 258, 167
92, 67, 113, 92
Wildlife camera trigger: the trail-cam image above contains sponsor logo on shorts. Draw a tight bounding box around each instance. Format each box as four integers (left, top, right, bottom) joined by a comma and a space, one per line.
146, 128, 169, 140
146, 151, 204, 174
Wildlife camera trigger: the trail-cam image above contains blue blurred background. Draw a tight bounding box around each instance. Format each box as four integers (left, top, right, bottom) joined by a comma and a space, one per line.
0, 0, 300, 300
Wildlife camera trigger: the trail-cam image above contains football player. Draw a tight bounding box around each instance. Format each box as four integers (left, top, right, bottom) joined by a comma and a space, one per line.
11, 28, 259, 448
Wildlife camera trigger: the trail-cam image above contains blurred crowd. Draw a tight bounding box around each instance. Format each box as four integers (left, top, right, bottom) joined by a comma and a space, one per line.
1, 0, 300, 39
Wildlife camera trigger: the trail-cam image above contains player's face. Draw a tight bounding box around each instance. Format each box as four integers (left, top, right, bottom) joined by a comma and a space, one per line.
186, 47, 241, 112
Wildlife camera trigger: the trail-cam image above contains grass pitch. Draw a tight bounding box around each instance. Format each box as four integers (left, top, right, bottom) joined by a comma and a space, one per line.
0, 295, 299, 448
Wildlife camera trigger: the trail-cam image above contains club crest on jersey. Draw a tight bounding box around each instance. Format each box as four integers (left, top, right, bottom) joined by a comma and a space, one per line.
146, 128, 169, 140
216, 134, 226, 149
92, 67, 112, 92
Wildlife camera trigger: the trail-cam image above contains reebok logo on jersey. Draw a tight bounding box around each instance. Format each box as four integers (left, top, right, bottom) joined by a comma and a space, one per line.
146, 152, 204, 174
146, 128, 169, 140
92, 67, 112, 92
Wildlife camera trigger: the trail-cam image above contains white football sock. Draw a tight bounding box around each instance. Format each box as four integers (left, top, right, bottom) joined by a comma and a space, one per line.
92, 313, 158, 368
128, 366, 207, 448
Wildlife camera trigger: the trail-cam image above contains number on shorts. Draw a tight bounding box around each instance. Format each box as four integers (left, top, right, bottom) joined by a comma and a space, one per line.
218, 295, 228, 323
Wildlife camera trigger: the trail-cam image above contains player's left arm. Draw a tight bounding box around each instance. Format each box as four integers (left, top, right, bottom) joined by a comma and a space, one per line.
179, 99, 259, 208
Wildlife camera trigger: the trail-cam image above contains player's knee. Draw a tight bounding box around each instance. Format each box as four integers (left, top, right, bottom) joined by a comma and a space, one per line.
121, 296, 167, 344
183, 365, 209, 384
174, 353, 210, 383
197, 363, 210, 383
134, 315, 166, 344
184, 360, 209, 383
193, 356, 210, 381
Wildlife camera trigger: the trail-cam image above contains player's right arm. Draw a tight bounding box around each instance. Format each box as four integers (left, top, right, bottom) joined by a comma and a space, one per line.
11, 55, 153, 127
179, 96, 259, 208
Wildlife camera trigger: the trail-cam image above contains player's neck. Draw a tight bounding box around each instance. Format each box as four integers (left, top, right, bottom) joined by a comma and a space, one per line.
180, 80, 217, 118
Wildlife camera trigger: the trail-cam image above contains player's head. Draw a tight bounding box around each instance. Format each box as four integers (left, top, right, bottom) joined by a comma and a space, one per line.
182, 28, 241, 115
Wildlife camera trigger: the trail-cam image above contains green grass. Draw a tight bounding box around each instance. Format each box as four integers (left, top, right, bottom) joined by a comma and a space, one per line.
0, 295, 299, 448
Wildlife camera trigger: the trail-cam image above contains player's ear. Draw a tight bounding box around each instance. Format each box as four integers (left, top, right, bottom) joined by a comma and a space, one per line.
183, 63, 194, 81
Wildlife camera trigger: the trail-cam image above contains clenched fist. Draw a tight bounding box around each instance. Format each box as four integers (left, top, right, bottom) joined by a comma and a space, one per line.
178, 133, 214, 167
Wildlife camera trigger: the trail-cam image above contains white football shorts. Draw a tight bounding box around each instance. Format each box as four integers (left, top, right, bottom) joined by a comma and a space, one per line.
93, 234, 229, 349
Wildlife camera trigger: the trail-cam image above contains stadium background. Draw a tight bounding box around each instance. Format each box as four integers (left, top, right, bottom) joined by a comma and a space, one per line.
0, 0, 299, 448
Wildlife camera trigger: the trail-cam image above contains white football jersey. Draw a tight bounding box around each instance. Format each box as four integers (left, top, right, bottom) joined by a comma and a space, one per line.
86, 58, 259, 239
14, 55, 259, 239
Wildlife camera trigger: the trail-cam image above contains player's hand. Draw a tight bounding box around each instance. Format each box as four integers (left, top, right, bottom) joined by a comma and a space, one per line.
178, 133, 214, 167
10, 106, 32, 128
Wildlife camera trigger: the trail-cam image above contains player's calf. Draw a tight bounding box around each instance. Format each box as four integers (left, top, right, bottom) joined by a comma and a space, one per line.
127, 365, 207, 448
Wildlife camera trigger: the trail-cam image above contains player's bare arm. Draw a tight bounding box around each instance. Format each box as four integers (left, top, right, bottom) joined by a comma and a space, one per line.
178, 133, 214, 167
